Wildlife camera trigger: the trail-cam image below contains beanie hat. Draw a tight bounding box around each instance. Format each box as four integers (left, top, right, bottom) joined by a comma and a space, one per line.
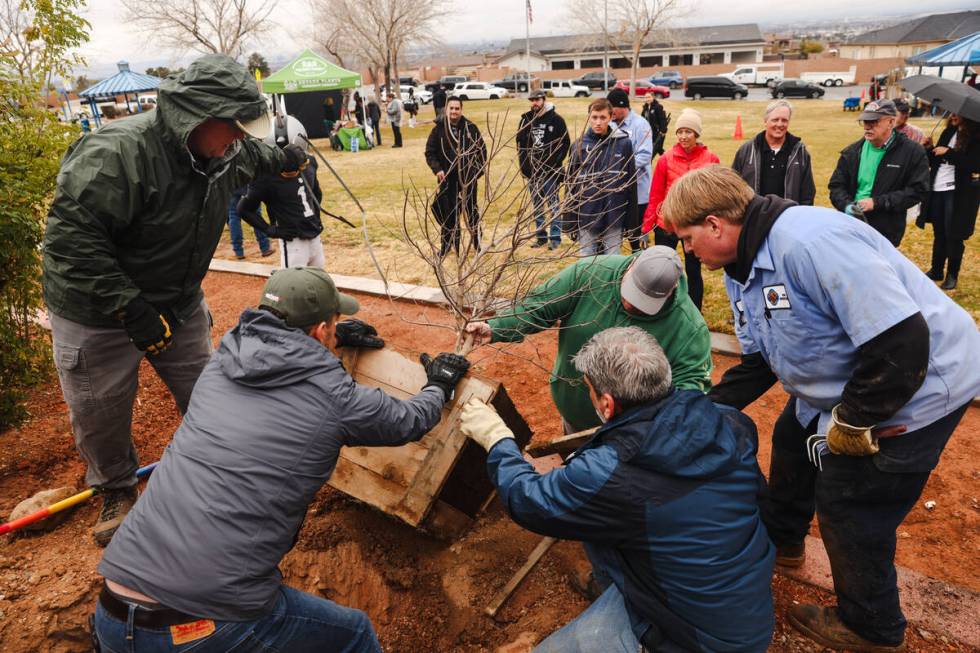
607, 88, 630, 108
675, 109, 702, 136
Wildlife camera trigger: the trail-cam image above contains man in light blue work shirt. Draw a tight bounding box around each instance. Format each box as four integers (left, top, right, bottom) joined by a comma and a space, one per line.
661, 166, 980, 653
608, 88, 653, 252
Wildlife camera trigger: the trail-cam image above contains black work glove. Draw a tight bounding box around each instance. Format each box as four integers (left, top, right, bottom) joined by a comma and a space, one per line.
282, 144, 308, 173
119, 297, 172, 355
335, 319, 385, 349
420, 352, 471, 402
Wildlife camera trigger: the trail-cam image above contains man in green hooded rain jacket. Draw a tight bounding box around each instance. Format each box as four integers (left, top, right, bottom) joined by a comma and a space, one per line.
42, 54, 306, 546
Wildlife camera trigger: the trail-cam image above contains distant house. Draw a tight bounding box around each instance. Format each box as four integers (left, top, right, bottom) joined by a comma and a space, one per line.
496, 23, 766, 72
840, 10, 980, 60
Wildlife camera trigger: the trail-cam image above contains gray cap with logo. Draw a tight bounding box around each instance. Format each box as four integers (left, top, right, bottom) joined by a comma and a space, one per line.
619, 246, 683, 316
259, 267, 359, 328
858, 99, 897, 121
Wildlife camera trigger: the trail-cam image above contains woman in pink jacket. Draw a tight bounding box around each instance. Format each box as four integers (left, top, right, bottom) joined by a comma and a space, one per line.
643, 109, 719, 309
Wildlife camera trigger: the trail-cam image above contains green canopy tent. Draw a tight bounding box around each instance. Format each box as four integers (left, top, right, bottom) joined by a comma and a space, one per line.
262, 49, 361, 138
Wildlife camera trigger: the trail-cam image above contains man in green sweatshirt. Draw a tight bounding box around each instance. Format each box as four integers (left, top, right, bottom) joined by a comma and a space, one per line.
466, 247, 712, 432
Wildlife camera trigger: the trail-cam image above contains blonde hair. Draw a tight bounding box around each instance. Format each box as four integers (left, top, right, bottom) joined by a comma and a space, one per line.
660, 165, 755, 229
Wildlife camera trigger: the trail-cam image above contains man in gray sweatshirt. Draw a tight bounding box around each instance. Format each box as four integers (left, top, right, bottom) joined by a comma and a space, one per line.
93, 267, 471, 653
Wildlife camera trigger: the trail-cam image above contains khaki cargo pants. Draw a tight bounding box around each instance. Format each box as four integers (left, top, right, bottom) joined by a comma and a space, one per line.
49, 301, 212, 490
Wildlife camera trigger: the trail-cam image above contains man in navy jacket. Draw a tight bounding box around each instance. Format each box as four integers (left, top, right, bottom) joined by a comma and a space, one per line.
460, 326, 775, 652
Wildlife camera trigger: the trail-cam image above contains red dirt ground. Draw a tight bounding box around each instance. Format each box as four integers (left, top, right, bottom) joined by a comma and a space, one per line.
0, 270, 977, 652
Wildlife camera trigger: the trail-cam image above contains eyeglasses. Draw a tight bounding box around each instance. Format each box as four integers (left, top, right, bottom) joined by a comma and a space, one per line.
860, 119, 880, 127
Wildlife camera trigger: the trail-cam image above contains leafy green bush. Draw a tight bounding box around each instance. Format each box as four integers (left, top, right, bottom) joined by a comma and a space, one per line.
0, 0, 89, 429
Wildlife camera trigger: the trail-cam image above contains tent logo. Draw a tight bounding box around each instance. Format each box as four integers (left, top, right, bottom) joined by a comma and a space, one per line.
294, 58, 330, 78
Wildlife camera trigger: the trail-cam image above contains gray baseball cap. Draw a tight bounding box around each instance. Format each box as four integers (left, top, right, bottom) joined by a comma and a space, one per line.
259, 267, 358, 328
619, 246, 682, 316
858, 99, 897, 121
529, 89, 547, 99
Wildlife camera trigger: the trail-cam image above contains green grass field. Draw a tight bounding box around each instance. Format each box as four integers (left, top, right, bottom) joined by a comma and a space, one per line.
234, 96, 978, 334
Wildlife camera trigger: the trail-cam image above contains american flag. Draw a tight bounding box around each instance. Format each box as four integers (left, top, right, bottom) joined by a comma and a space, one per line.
526, 0, 533, 24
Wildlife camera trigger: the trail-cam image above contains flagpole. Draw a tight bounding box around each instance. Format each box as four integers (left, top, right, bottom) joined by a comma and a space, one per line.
525, 0, 531, 96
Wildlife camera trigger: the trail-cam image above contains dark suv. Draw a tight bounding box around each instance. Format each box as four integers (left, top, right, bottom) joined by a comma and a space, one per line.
425, 75, 468, 93
771, 79, 825, 99
684, 76, 748, 100
573, 71, 616, 89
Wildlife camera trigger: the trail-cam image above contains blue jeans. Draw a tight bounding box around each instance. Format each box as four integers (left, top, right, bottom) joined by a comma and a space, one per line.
534, 585, 641, 653
529, 174, 561, 244
578, 226, 622, 257
93, 585, 382, 653
227, 199, 270, 257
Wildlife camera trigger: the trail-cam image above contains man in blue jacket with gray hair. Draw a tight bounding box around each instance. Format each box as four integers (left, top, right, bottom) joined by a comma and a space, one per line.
94, 267, 471, 653
460, 326, 775, 653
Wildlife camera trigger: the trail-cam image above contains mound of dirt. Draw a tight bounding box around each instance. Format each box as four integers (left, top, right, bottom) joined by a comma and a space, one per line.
1, 271, 977, 652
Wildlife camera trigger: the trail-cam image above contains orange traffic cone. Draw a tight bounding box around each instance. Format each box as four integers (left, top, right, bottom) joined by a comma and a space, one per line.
733, 114, 743, 140
860, 88, 866, 99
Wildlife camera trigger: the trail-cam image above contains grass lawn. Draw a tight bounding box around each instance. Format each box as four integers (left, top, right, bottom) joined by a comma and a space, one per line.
224, 96, 979, 334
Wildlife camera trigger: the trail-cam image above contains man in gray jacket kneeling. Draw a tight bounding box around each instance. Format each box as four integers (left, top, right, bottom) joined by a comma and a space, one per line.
93, 267, 471, 653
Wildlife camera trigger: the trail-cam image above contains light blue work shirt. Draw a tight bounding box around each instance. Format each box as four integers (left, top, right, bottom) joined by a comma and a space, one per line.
726, 206, 980, 433
611, 109, 653, 205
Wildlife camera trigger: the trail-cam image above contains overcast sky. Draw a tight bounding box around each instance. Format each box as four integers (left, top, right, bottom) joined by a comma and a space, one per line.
77, 0, 976, 75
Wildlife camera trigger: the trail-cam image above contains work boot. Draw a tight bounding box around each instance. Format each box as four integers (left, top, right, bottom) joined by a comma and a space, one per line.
93, 487, 139, 547
530, 240, 547, 248
941, 274, 957, 290
788, 605, 906, 652
775, 541, 806, 568
924, 268, 943, 281
261, 247, 276, 258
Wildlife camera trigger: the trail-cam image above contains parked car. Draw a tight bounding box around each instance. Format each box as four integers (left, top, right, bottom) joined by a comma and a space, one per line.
613, 79, 670, 98
648, 70, 684, 88
542, 79, 591, 97
399, 76, 422, 87
573, 71, 616, 89
451, 81, 509, 100
425, 75, 468, 93
771, 79, 825, 99
493, 72, 536, 93
685, 76, 748, 100
400, 85, 433, 104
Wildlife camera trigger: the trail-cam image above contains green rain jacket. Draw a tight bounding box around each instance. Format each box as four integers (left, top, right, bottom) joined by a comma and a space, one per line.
43, 55, 283, 327
489, 255, 713, 432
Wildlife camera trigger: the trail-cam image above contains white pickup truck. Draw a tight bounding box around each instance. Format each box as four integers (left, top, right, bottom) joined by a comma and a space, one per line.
722, 64, 785, 87
800, 65, 857, 87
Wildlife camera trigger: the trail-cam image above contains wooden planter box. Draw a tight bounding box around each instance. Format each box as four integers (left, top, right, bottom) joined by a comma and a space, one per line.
329, 347, 531, 537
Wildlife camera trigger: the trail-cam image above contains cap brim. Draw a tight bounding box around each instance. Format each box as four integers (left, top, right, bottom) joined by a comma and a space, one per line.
338, 292, 359, 315
620, 269, 669, 316
235, 112, 271, 139
857, 111, 887, 121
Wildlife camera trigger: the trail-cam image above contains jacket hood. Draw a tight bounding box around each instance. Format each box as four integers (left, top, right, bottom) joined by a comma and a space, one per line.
216, 308, 339, 389
156, 54, 269, 147
598, 390, 743, 478
725, 194, 797, 284
523, 102, 556, 120
668, 141, 710, 161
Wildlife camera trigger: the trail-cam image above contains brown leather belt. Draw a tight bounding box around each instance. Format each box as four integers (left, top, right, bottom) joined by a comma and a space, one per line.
99, 583, 204, 628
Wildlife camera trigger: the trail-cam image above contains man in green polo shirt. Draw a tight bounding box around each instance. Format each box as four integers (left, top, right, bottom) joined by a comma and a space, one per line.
465, 247, 712, 433
828, 99, 929, 246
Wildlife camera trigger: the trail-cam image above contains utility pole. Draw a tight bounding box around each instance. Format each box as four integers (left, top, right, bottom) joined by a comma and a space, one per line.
525, 0, 532, 95
603, 0, 609, 93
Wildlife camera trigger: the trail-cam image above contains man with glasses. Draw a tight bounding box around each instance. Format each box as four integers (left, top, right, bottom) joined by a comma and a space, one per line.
828, 99, 929, 246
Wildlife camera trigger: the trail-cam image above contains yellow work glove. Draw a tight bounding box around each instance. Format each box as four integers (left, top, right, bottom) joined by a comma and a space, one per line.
826, 404, 879, 456
460, 398, 515, 452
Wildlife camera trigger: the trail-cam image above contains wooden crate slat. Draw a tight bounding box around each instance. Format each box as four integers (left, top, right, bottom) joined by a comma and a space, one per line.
340, 442, 429, 488
328, 454, 410, 514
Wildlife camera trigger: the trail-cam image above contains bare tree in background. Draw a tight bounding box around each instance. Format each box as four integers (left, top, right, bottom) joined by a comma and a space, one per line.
567, 0, 685, 100
120, 0, 275, 58
395, 112, 636, 356
309, 0, 447, 98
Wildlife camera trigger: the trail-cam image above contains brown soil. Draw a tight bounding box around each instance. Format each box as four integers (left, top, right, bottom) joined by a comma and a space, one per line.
1, 270, 977, 653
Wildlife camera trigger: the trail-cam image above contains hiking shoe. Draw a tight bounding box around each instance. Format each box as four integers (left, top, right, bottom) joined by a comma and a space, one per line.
788, 604, 906, 652
775, 541, 806, 568
941, 274, 957, 290
260, 247, 276, 258
530, 240, 547, 249
549, 242, 561, 250
93, 487, 139, 547
234, 253, 246, 260
924, 268, 943, 281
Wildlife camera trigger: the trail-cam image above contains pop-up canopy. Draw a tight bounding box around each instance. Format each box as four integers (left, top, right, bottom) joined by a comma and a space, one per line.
262, 49, 361, 138
262, 49, 361, 94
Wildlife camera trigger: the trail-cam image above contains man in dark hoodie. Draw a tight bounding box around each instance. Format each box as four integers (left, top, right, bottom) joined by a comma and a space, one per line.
42, 54, 307, 546
517, 89, 570, 249
425, 96, 487, 256
95, 267, 471, 653
663, 166, 980, 652
460, 326, 775, 652
731, 99, 815, 205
